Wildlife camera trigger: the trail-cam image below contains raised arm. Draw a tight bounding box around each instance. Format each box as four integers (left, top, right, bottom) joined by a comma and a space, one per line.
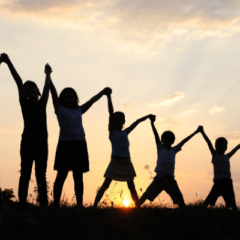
199, 127, 215, 156
0, 53, 26, 104
178, 126, 201, 148
41, 64, 52, 104
125, 114, 153, 135
150, 115, 160, 146
227, 144, 240, 158
80, 87, 112, 114
107, 93, 114, 132
49, 77, 59, 111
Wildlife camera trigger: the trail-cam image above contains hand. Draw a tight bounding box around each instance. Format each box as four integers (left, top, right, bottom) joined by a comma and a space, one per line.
196, 125, 203, 133
45, 63, 52, 75
0, 53, 10, 64
149, 114, 156, 122
103, 87, 112, 96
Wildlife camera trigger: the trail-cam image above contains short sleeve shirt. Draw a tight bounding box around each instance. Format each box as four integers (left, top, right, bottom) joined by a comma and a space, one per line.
56, 105, 86, 141
212, 154, 231, 181
20, 98, 48, 141
110, 130, 130, 159
154, 143, 182, 178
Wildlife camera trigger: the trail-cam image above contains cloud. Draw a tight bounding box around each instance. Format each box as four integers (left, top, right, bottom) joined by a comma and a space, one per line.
158, 117, 179, 126
209, 106, 226, 114
148, 92, 184, 108
155, 104, 198, 127
1, 0, 240, 44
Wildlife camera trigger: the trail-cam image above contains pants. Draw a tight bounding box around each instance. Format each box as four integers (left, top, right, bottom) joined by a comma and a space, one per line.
204, 178, 236, 208
142, 176, 185, 206
19, 139, 48, 205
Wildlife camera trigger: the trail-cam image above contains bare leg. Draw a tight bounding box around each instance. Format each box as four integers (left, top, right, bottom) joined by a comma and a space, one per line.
127, 180, 140, 208
93, 178, 112, 207
72, 170, 83, 207
53, 170, 68, 206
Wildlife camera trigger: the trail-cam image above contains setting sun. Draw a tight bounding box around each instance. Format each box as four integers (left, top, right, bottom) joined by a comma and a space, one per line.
123, 199, 130, 207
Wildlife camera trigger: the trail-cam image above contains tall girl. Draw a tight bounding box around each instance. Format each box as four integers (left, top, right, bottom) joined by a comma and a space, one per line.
49, 80, 111, 207
0, 53, 52, 207
93, 92, 153, 207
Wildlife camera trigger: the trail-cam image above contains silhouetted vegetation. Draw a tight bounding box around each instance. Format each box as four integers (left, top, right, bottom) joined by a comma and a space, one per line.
0, 199, 239, 240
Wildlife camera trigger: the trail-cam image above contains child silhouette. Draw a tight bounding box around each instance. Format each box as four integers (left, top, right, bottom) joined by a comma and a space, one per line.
0, 53, 51, 207
49, 76, 111, 207
93, 91, 154, 207
139, 116, 201, 207
199, 126, 240, 209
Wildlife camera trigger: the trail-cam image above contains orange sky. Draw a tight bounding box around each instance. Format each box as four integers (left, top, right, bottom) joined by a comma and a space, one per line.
1, 0, 240, 206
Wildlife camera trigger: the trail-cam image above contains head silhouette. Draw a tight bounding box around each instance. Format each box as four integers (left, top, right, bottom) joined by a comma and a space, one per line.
112, 112, 125, 131
215, 137, 227, 154
24, 81, 41, 99
59, 88, 79, 109
161, 131, 175, 149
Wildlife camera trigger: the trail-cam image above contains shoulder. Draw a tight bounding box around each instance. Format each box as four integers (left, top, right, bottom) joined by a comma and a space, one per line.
173, 143, 182, 152
55, 104, 64, 114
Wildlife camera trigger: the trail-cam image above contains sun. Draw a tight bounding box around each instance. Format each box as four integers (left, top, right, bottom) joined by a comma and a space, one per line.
123, 199, 130, 207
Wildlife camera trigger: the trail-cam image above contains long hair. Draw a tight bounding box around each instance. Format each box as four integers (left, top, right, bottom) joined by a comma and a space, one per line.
24, 80, 41, 96
59, 87, 79, 108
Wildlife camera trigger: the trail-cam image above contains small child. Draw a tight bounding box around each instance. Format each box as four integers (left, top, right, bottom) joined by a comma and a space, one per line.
0, 53, 51, 207
49, 77, 111, 207
139, 116, 201, 207
93, 92, 154, 207
199, 126, 240, 209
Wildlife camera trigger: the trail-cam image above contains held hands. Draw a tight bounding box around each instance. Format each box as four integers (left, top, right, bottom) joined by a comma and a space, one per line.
44, 63, 52, 75
149, 114, 156, 122
0, 53, 10, 64
196, 125, 203, 133
102, 87, 112, 96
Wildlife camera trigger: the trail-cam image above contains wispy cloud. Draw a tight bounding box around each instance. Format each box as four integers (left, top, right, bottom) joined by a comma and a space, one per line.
209, 106, 226, 114
156, 104, 198, 128
1, 0, 240, 44
148, 92, 184, 108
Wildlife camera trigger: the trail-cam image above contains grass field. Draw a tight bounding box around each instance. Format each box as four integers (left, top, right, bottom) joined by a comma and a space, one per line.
0, 201, 240, 240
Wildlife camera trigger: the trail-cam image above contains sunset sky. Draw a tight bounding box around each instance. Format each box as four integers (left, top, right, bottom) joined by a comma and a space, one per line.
1, 0, 240, 206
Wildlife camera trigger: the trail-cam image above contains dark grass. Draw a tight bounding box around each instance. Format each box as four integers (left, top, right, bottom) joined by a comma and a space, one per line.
0, 201, 240, 240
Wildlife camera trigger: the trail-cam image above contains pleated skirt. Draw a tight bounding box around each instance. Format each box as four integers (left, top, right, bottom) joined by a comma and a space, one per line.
104, 157, 136, 181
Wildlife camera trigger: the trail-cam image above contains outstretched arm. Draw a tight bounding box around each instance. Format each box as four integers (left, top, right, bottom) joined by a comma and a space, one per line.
0, 53, 26, 104
199, 127, 215, 156
107, 93, 114, 132
150, 115, 160, 146
178, 126, 201, 148
80, 87, 112, 114
41, 64, 52, 104
125, 114, 153, 135
227, 144, 240, 158
49, 77, 59, 111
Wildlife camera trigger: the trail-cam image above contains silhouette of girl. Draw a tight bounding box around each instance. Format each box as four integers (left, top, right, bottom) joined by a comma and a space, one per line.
49, 81, 111, 207
0, 53, 52, 207
93, 91, 153, 207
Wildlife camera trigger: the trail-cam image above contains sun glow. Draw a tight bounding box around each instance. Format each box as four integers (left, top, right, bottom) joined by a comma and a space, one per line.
123, 199, 130, 207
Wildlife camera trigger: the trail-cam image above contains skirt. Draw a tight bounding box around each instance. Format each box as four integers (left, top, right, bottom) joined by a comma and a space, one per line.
104, 157, 136, 181
54, 140, 89, 172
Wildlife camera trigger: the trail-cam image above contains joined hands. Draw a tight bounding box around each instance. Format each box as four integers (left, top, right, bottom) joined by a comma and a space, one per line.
45, 63, 52, 75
